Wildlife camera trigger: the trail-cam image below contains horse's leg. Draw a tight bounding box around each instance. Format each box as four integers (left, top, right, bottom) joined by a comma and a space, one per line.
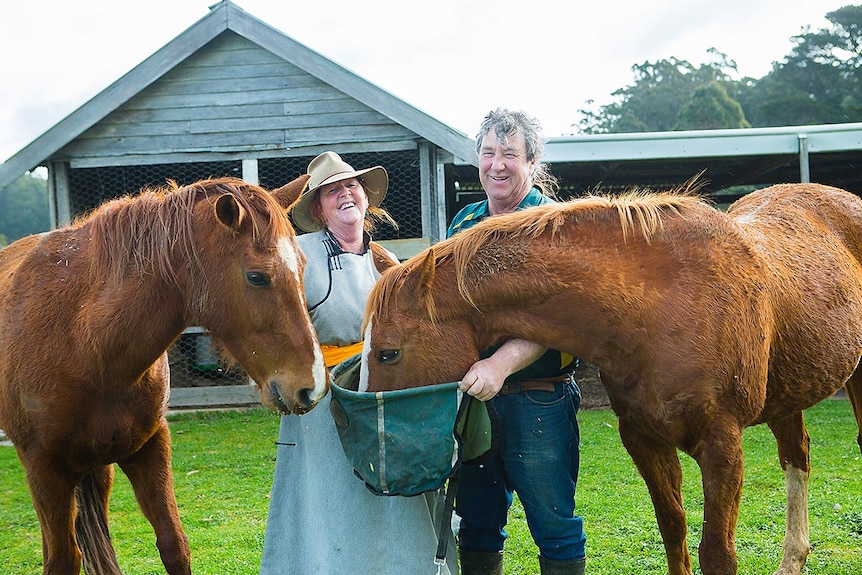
20, 452, 82, 574
92, 462, 115, 512
844, 368, 862, 454
695, 421, 745, 575
766, 411, 811, 575
617, 418, 693, 575
118, 419, 191, 575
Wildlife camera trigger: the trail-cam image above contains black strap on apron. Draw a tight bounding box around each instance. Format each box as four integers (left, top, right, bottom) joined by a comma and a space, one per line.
434, 471, 459, 572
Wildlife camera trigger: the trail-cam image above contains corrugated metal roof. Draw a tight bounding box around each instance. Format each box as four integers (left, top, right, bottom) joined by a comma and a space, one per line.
544, 123, 862, 162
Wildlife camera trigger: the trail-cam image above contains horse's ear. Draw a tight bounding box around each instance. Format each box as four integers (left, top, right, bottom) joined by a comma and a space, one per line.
418, 248, 436, 298
370, 242, 399, 274
273, 174, 311, 210
215, 193, 245, 232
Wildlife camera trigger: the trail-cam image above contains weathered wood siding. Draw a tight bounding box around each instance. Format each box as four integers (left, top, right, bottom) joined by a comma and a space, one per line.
58, 32, 417, 165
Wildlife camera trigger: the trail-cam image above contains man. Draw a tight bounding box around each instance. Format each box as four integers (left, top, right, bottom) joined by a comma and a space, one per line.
450, 109, 586, 575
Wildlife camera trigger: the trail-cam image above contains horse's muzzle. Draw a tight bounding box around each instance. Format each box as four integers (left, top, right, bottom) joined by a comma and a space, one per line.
267, 381, 318, 415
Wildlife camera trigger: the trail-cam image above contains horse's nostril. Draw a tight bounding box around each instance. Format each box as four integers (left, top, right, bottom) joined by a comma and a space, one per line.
296, 388, 313, 409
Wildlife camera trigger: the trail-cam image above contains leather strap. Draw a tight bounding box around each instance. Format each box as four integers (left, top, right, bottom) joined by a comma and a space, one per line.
434, 473, 458, 570
497, 375, 571, 395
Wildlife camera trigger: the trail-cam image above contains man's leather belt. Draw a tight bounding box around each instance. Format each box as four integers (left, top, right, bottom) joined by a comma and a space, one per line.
497, 375, 571, 395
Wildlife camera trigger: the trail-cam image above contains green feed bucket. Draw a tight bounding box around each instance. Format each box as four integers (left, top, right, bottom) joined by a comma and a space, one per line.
328, 355, 493, 497
330, 381, 462, 496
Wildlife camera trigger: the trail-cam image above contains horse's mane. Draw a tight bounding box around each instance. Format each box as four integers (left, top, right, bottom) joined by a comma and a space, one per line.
78, 177, 289, 286
458, 186, 705, 259
368, 186, 708, 324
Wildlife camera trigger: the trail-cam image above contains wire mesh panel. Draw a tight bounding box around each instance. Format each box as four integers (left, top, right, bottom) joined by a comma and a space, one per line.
67, 161, 243, 216
168, 328, 248, 388
259, 149, 421, 241
68, 160, 248, 388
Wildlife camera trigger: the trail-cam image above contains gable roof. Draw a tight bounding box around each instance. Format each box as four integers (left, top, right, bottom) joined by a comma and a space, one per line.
0, 0, 476, 190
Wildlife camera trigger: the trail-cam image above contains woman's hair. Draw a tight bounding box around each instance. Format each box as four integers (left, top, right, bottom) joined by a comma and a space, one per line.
308, 177, 398, 233
476, 108, 559, 198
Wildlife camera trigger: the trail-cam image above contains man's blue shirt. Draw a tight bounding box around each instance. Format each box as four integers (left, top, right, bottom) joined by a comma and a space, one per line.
446, 187, 576, 380
447, 186, 554, 236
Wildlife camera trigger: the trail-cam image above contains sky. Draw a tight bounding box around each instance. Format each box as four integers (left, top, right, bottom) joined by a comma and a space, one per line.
0, 0, 852, 164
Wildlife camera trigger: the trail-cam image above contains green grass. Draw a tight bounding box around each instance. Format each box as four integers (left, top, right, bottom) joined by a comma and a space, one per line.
2, 401, 861, 574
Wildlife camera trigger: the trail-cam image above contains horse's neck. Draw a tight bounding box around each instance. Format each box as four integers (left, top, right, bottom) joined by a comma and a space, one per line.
458, 229, 633, 362
71, 237, 190, 369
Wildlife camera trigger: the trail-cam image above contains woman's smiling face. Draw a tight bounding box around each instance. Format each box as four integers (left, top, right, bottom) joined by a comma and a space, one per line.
317, 177, 369, 230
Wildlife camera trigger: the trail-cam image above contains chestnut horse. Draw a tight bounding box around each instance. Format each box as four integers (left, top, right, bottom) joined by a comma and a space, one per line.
0, 175, 327, 575
360, 183, 862, 575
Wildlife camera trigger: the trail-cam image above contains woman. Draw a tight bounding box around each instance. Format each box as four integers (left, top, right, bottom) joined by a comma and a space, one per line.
260, 151, 457, 575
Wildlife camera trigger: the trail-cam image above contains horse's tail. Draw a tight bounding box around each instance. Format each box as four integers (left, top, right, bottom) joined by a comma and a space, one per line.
75, 472, 123, 575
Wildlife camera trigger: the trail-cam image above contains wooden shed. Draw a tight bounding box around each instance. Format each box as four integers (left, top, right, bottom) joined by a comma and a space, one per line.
0, 0, 475, 250
0, 0, 476, 408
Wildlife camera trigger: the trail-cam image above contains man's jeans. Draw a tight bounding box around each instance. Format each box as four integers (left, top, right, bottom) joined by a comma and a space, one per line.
455, 379, 586, 561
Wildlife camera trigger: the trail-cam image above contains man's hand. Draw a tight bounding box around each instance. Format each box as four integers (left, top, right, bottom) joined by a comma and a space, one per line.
460, 358, 508, 401
459, 339, 547, 401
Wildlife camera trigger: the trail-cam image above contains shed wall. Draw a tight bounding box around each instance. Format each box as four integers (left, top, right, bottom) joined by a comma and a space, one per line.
57, 32, 417, 166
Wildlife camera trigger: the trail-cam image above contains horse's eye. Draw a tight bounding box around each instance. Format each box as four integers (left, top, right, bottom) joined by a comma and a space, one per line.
245, 271, 270, 286
377, 349, 401, 364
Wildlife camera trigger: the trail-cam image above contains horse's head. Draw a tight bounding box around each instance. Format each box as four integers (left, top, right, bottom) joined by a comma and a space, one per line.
185, 175, 328, 414
359, 248, 482, 392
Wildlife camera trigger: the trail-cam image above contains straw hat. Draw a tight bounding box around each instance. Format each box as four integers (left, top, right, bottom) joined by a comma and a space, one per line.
291, 151, 389, 232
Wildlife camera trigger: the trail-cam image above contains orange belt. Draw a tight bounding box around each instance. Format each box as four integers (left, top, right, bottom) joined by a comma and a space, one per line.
321, 342, 364, 368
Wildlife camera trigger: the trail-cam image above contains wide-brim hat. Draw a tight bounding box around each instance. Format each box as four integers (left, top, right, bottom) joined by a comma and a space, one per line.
291, 151, 389, 232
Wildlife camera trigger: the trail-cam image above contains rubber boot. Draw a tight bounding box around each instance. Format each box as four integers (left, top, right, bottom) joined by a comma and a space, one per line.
539, 555, 586, 575
458, 549, 503, 575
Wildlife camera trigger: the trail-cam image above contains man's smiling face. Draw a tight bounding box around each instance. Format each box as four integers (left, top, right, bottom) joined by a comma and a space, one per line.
478, 128, 536, 214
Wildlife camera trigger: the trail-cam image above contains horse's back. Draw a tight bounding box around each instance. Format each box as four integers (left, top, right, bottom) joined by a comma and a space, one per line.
0, 230, 73, 332
729, 183, 862, 418
1, 236, 40, 387
0, 233, 45, 290
729, 183, 862, 258
0, 235, 44, 436
728, 183, 862, 307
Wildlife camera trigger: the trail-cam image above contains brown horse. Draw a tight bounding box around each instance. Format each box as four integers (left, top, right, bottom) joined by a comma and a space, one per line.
360, 182, 862, 575
0, 175, 327, 575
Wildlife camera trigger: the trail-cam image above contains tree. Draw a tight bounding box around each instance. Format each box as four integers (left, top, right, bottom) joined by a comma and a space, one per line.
577, 51, 747, 134
743, 5, 862, 127
676, 81, 751, 130
0, 173, 50, 247
576, 5, 862, 133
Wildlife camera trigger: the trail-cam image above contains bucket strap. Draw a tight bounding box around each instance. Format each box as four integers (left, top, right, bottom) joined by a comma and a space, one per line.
434, 472, 459, 573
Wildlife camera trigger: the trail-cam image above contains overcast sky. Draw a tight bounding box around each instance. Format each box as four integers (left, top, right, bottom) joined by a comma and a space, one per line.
0, 0, 852, 163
